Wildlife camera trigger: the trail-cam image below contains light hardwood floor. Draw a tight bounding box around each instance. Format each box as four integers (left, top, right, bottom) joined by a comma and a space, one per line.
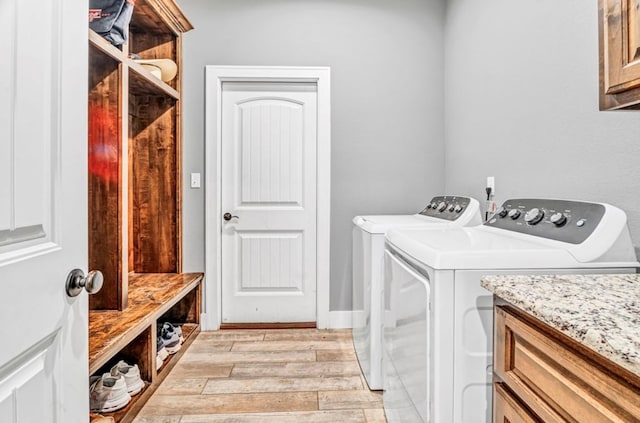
134, 329, 387, 423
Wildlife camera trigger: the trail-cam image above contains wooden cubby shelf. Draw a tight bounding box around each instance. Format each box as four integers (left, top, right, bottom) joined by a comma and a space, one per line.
129, 61, 180, 98
88, 29, 180, 99
89, 29, 126, 62
89, 272, 202, 422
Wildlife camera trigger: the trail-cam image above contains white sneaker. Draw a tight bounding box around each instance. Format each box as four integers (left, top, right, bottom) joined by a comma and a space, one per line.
157, 337, 169, 363
175, 324, 184, 344
111, 360, 144, 396
89, 370, 131, 413
156, 354, 163, 371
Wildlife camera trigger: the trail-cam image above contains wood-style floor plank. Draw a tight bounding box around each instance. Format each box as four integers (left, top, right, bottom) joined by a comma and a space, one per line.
231, 339, 353, 351
185, 341, 234, 352
195, 330, 266, 342
133, 329, 386, 422
202, 375, 363, 394
231, 361, 362, 378
317, 348, 358, 361
263, 328, 352, 341
179, 410, 367, 423
132, 417, 181, 423
154, 377, 207, 395
141, 392, 318, 415
165, 362, 232, 378
318, 390, 384, 410
179, 350, 317, 364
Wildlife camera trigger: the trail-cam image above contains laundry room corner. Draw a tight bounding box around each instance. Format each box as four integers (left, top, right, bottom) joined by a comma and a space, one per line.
179, 0, 448, 327
443, 0, 640, 249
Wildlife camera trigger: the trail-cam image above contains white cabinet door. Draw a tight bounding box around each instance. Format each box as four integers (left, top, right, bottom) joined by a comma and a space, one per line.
0, 0, 88, 421
221, 82, 317, 324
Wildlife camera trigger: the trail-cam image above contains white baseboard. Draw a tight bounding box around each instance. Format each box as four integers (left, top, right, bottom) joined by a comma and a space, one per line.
200, 313, 216, 331
326, 310, 353, 329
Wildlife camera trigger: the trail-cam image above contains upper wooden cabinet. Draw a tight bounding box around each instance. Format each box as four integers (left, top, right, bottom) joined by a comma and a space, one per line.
88, 0, 193, 310
599, 0, 640, 110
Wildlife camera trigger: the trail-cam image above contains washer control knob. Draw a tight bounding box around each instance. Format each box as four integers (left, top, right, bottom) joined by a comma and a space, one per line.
550, 212, 567, 227
454, 205, 463, 213
430, 201, 439, 209
437, 201, 447, 212
576, 218, 586, 227
508, 209, 521, 220
497, 207, 508, 218
524, 208, 545, 225
448, 204, 455, 212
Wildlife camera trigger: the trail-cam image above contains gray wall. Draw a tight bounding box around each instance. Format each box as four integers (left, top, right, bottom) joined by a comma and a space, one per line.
444, 0, 640, 249
180, 0, 447, 311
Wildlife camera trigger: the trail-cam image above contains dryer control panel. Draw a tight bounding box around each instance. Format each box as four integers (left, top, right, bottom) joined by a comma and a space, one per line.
485, 198, 605, 244
419, 196, 472, 221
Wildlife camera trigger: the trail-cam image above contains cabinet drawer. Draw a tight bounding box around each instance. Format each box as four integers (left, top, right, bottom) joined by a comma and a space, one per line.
494, 382, 541, 423
494, 306, 640, 422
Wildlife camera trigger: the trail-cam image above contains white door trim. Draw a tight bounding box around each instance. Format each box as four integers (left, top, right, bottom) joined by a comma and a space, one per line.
204, 66, 331, 329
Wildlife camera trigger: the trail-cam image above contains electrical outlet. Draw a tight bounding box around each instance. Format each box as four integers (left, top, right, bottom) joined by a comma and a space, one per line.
190, 173, 201, 189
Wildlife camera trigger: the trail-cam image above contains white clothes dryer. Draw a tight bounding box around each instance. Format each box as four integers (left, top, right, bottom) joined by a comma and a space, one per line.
352, 196, 481, 390
382, 198, 639, 423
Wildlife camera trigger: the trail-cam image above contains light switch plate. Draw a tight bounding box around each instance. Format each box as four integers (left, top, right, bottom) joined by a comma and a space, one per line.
190, 173, 201, 188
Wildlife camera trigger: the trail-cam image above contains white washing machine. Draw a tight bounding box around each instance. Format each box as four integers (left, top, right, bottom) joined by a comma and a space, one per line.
352, 196, 481, 390
382, 198, 639, 423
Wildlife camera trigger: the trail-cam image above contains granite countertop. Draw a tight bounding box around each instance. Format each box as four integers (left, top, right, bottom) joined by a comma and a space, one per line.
481, 274, 640, 377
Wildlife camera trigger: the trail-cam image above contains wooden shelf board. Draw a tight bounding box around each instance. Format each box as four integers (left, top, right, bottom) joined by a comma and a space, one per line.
89, 29, 126, 62
128, 60, 180, 99
89, 272, 203, 374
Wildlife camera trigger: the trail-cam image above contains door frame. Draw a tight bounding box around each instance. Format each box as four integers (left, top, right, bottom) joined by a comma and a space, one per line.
204, 66, 331, 330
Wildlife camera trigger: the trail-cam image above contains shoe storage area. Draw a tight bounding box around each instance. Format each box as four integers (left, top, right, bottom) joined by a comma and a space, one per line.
89, 274, 202, 421
87, 1, 200, 421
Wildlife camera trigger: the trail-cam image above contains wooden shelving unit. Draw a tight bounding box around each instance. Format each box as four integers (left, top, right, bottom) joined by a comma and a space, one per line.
88, 0, 192, 311
88, 1, 195, 421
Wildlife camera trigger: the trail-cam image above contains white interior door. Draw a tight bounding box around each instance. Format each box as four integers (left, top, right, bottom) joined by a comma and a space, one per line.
221, 81, 318, 324
0, 1, 88, 422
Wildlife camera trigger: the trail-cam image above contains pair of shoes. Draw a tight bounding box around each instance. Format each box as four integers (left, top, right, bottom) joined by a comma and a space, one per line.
164, 322, 184, 344
90, 413, 115, 423
158, 322, 182, 355
89, 360, 145, 413
89, 368, 131, 413
111, 360, 144, 396
156, 337, 168, 370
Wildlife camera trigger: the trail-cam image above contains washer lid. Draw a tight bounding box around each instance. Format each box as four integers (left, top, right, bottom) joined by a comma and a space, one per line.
353, 214, 446, 234
385, 226, 637, 270
353, 196, 482, 234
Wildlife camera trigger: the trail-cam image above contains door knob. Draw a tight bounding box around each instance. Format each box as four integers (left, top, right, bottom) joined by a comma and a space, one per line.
223, 212, 239, 221
66, 269, 104, 297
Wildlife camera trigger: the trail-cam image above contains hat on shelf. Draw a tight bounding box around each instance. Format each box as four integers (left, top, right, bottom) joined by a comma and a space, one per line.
135, 58, 178, 83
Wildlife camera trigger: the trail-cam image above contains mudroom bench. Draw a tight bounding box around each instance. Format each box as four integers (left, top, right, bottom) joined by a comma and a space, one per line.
89, 272, 203, 423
